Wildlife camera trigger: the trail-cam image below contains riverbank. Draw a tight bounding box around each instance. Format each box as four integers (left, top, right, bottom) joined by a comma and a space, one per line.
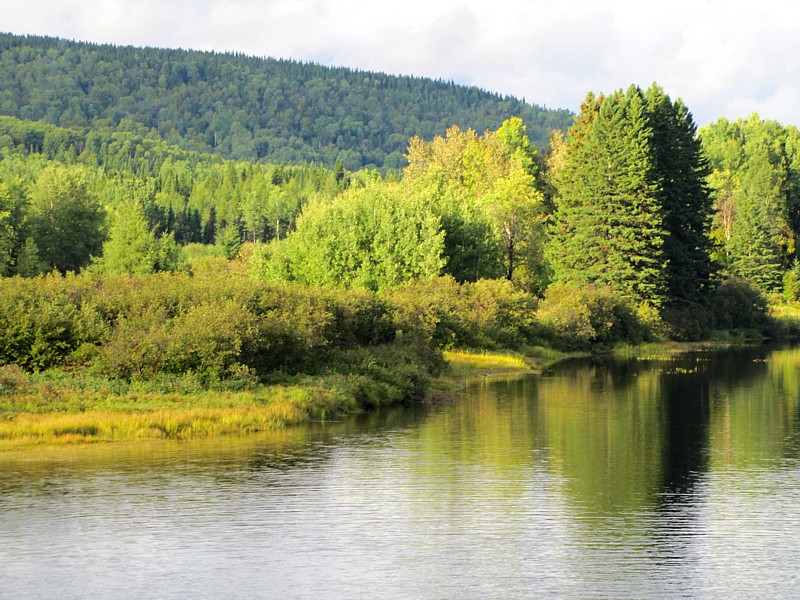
0, 347, 555, 449
4, 339, 773, 449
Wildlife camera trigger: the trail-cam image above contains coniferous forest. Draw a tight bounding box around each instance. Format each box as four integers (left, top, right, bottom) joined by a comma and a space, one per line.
0, 32, 572, 169
2, 32, 800, 442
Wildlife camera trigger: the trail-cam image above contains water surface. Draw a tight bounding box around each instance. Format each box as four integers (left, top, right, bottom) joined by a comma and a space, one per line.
2, 345, 800, 598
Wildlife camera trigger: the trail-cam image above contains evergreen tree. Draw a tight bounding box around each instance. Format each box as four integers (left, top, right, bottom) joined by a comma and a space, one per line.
728, 192, 783, 290
216, 223, 242, 260
644, 85, 716, 314
15, 237, 45, 277
549, 87, 666, 306
548, 84, 716, 334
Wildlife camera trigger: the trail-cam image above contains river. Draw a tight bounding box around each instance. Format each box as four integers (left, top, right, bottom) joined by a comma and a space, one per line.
2, 345, 800, 598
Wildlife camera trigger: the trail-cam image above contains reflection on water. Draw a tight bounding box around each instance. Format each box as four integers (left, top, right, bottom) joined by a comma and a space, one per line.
2, 346, 800, 598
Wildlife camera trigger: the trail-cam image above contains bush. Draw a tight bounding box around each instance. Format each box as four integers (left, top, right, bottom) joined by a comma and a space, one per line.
711, 278, 769, 331
0, 274, 106, 370
661, 300, 713, 341
536, 284, 643, 350
387, 275, 538, 351
783, 261, 800, 302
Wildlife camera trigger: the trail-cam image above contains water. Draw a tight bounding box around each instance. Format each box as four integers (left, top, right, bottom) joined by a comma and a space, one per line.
2, 345, 800, 598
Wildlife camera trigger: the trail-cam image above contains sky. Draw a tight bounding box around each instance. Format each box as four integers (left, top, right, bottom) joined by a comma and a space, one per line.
2, 0, 800, 127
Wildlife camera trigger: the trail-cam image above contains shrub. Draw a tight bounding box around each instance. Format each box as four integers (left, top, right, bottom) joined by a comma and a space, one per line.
0, 274, 105, 370
387, 276, 538, 351
536, 284, 643, 350
661, 300, 713, 341
0, 363, 28, 395
711, 278, 769, 331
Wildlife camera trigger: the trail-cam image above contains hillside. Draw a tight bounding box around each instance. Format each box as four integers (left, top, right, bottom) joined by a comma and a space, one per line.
0, 32, 574, 170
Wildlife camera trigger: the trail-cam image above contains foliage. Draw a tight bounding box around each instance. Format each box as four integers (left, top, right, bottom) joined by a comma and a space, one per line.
0, 116, 347, 272
0, 32, 573, 170
783, 260, 800, 302
710, 278, 769, 331
403, 119, 548, 290
549, 87, 663, 305
535, 284, 646, 351
0, 271, 440, 386
260, 178, 446, 290
387, 276, 539, 350
700, 114, 800, 293
645, 86, 716, 311
0, 273, 106, 370
26, 164, 106, 273
548, 84, 716, 338
98, 199, 185, 274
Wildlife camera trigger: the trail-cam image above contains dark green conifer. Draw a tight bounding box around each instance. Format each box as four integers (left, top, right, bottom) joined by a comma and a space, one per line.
548, 84, 716, 336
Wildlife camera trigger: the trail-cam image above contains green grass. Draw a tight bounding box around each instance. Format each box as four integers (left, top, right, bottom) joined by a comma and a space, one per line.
0, 369, 358, 447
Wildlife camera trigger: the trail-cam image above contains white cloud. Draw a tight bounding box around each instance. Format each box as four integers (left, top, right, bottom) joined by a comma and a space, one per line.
1, 0, 800, 126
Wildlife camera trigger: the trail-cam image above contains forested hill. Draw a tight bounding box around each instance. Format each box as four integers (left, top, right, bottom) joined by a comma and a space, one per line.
0, 32, 573, 170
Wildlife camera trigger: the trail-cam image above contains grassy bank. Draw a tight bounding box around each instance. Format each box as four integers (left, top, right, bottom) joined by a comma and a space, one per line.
0, 348, 538, 448
0, 270, 784, 449
0, 373, 359, 447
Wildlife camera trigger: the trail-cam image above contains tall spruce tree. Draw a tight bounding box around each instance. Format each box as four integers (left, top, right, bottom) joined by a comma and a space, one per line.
645, 85, 716, 314
548, 84, 716, 335
548, 86, 666, 306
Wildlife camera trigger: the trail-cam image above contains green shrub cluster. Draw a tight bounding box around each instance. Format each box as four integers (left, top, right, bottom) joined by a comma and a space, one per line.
387, 276, 539, 350
0, 271, 403, 386
535, 284, 646, 351
710, 278, 769, 331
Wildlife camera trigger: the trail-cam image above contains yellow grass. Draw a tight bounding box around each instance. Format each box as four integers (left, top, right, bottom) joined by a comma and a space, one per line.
0, 383, 351, 448
0, 405, 300, 446
443, 349, 530, 377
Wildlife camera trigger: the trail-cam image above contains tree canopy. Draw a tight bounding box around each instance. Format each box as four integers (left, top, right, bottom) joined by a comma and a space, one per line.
403, 118, 548, 292
700, 114, 800, 293
0, 32, 573, 170
547, 84, 716, 337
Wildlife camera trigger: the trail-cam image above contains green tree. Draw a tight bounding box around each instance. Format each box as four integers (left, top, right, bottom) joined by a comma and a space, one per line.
0, 182, 17, 275
216, 223, 242, 260
265, 178, 445, 290
15, 237, 45, 277
548, 84, 716, 332
99, 199, 185, 275
403, 120, 547, 289
548, 87, 666, 306
27, 165, 106, 273
700, 114, 800, 293
99, 200, 151, 275
644, 85, 716, 320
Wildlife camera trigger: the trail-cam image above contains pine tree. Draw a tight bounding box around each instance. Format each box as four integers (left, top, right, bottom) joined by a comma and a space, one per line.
549, 86, 666, 306
728, 181, 784, 291
644, 85, 716, 313
548, 84, 716, 335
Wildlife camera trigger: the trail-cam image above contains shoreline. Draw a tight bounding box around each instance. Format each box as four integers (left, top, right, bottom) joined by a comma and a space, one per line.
0, 340, 764, 451
0, 348, 552, 450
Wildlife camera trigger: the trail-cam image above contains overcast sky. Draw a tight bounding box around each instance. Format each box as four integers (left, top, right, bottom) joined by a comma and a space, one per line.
2, 0, 800, 127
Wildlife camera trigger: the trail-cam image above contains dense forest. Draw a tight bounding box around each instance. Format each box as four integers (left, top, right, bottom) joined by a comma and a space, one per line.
3, 34, 800, 432
0, 32, 573, 170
